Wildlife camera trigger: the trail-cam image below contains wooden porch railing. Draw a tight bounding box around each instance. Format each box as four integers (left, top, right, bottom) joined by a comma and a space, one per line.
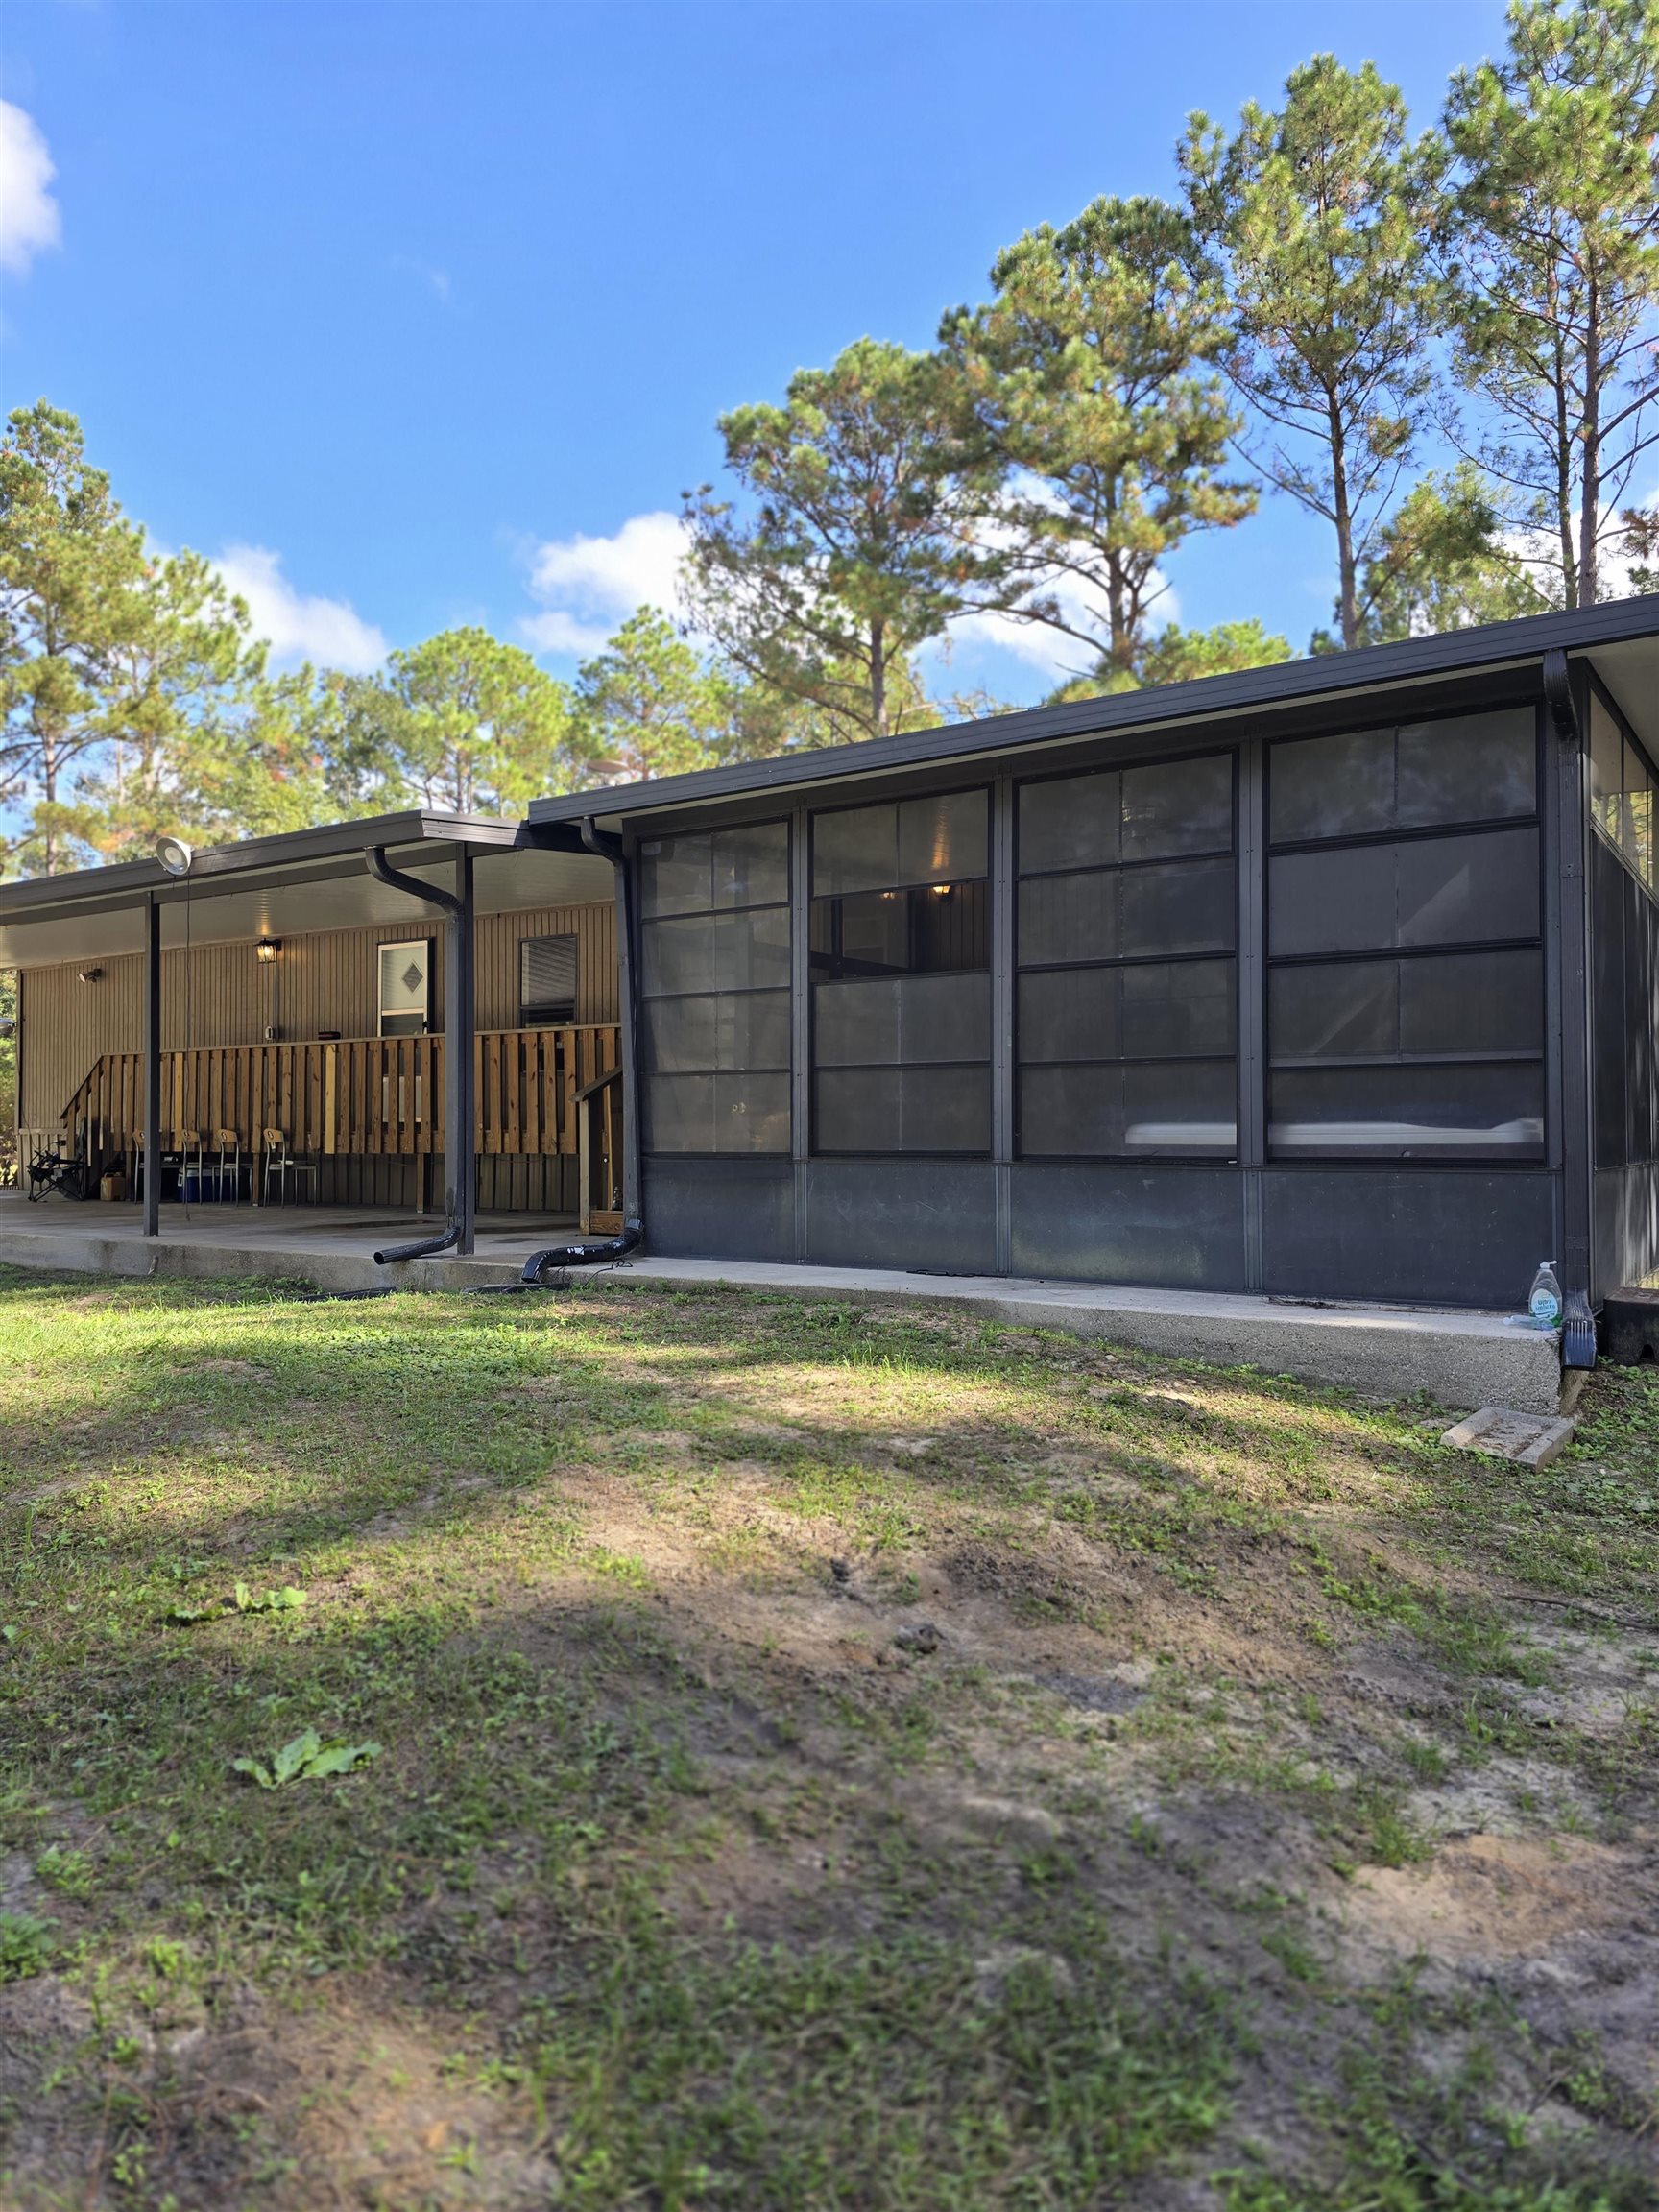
60, 1025, 623, 1218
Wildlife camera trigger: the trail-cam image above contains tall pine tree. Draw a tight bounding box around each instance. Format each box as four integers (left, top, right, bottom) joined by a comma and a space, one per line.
683, 339, 1000, 744
942, 196, 1256, 683
1181, 59, 1445, 650
1442, 0, 1659, 607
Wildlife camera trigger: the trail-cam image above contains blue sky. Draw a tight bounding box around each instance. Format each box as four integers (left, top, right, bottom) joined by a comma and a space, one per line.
1, 0, 1515, 705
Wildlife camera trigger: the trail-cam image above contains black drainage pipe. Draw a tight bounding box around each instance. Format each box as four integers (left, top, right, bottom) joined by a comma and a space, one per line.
520, 1217, 642, 1285
374, 1221, 462, 1265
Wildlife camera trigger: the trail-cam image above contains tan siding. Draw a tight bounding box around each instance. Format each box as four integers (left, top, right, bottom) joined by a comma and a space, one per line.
19, 901, 616, 1136
474, 903, 617, 1030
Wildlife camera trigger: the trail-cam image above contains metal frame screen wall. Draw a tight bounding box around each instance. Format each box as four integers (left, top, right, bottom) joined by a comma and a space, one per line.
1015, 752, 1238, 1157
1590, 689, 1658, 894
1589, 684, 1659, 1228
810, 790, 991, 1153
637, 822, 791, 1153
1264, 708, 1544, 1159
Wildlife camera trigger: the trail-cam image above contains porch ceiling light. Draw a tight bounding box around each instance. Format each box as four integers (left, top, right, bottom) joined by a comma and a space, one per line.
156, 835, 194, 878
255, 937, 280, 964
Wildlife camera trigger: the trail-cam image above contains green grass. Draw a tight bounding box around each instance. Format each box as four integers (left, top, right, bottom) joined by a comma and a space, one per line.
0, 1266, 1652, 2209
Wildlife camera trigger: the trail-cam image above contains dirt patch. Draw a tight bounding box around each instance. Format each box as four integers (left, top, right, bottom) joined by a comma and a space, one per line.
0, 1974, 555, 2212
1347, 1830, 1653, 1963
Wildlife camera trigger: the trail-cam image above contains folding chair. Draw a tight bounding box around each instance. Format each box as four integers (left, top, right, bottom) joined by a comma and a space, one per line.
262, 1128, 319, 1207
178, 1129, 206, 1203
213, 1129, 245, 1203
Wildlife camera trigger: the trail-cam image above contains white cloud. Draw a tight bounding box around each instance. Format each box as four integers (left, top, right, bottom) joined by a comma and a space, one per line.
941, 557, 1179, 685
0, 101, 60, 277
1500, 485, 1659, 609
391, 254, 453, 305
518, 497, 1186, 689
214, 545, 389, 673
521, 510, 689, 657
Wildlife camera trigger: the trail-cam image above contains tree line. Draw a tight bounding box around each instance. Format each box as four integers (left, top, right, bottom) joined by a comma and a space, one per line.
1, 0, 1655, 883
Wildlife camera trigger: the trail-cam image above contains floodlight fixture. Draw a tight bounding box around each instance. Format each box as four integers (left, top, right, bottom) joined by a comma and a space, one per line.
156, 836, 194, 878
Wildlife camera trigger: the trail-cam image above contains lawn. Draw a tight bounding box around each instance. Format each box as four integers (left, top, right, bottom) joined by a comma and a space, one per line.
0, 1265, 1653, 2211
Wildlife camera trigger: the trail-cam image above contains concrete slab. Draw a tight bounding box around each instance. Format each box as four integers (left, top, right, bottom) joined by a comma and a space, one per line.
0, 1198, 1565, 1413
610, 1258, 1564, 1415
1441, 1407, 1577, 1466
0, 1197, 554, 1294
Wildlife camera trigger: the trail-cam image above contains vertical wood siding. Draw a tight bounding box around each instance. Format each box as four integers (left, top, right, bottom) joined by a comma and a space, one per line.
16, 900, 616, 1139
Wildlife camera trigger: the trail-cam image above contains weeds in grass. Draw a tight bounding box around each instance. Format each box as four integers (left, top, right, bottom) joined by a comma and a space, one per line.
0, 1267, 1651, 2209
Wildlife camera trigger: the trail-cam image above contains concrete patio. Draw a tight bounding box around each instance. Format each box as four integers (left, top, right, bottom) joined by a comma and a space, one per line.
0, 1190, 1567, 1413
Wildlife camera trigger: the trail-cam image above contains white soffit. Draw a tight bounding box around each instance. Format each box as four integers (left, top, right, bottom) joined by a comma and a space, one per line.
0, 845, 614, 971
1587, 634, 1659, 756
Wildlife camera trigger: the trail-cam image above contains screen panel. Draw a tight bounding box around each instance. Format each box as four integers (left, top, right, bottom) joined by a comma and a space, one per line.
1268, 1064, 1544, 1158
809, 791, 992, 1155
1268, 830, 1540, 957
1269, 708, 1535, 844
638, 822, 792, 1155
1265, 709, 1544, 1161
1015, 751, 1238, 1159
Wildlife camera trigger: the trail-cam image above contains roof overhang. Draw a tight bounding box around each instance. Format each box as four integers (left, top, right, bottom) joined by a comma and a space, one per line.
0, 810, 614, 970
527, 594, 1659, 834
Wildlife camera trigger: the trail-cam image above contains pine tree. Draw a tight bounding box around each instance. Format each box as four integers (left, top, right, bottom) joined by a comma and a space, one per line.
564, 607, 740, 784
1316, 465, 1549, 648
683, 338, 1003, 743
0, 401, 152, 871
943, 196, 1256, 681
1046, 617, 1292, 702
1441, 0, 1659, 606
349, 628, 574, 816
1181, 58, 1446, 649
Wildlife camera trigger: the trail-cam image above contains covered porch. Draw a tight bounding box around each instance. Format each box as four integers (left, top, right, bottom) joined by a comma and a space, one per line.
1, 808, 636, 1253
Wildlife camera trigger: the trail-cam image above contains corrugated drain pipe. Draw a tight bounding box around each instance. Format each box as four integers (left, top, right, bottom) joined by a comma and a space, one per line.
519, 1219, 643, 1285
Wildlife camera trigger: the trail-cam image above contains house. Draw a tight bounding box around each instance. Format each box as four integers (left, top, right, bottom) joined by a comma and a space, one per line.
3, 596, 1656, 1317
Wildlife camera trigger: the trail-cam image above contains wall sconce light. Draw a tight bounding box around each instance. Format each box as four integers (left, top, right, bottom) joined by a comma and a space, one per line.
255, 937, 280, 964
78, 966, 104, 984
929, 882, 952, 898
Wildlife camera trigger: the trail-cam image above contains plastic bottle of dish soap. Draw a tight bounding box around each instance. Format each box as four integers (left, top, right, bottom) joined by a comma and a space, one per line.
1527, 1261, 1564, 1331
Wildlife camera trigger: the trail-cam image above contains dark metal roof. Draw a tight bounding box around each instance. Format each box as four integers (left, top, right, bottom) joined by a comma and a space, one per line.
0, 808, 524, 926
528, 593, 1659, 827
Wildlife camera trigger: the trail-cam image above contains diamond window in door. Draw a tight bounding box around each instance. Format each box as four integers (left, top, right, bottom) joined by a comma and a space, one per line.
378, 938, 432, 1038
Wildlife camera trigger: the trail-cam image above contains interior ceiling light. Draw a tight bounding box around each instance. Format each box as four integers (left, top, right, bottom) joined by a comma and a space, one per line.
156, 835, 194, 878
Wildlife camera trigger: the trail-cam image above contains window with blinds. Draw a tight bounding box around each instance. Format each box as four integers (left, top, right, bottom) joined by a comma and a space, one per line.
638, 822, 791, 1154
1265, 707, 1545, 1159
518, 933, 578, 1024
1015, 753, 1238, 1157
